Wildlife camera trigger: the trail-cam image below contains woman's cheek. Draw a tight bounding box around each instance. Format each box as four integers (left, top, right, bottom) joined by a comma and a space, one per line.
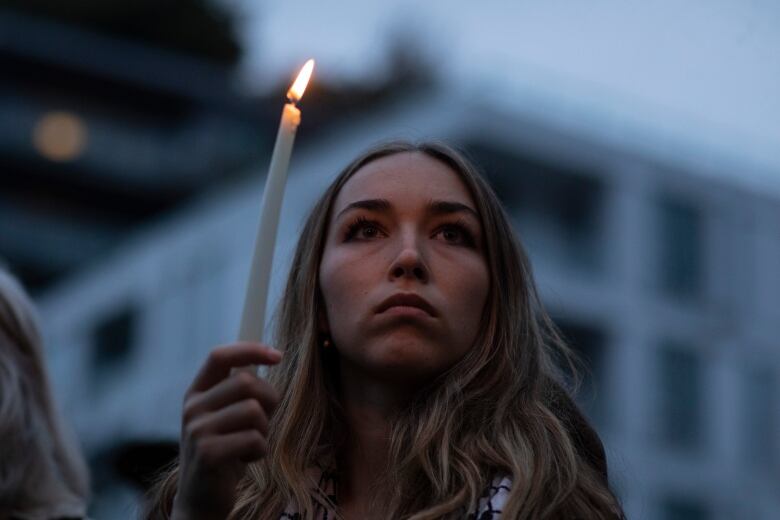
456, 263, 489, 329
321, 252, 372, 316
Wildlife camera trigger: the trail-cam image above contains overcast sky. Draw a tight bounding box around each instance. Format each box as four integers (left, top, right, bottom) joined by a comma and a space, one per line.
229, 0, 780, 182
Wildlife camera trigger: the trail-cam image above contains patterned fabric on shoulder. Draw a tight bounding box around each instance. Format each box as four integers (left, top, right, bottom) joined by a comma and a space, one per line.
466, 475, 512, 519
280, 464, 338, 520
280, 468, 512, 519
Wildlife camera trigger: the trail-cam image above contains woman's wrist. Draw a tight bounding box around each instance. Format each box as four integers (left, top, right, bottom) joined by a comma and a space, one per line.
171, 495, 227, 520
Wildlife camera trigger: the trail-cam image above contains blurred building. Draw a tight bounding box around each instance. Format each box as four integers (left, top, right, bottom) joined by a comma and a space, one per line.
28, 84, 779, 518
2, 7, 778, 520
0, 7, 265, 293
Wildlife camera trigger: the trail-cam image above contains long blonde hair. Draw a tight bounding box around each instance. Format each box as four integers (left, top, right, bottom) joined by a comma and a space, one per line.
148, 141, 624, 519
0, 267, 91, 519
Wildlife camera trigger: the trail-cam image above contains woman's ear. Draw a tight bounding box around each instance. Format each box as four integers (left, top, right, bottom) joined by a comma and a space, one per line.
317, 308, 330, 336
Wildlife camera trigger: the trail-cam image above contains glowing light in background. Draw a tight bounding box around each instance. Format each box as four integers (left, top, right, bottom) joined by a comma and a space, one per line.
32, 111, 88, 162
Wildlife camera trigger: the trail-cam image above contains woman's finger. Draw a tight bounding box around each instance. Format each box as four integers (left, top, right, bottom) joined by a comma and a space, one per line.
189, 343, 282, 393
195, 430, 269, 468
186, 398, 270, 438
184, 372, 279, 424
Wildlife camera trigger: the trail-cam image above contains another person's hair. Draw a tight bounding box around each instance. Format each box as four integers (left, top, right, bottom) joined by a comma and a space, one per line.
148, 141, 624, 518
0, 267, 91, 518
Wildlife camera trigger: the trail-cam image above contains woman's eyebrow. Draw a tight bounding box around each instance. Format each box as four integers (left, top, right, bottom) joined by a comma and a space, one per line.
426, 199, 479, 221
335, 198, 391, 220
335, 198, 479, 221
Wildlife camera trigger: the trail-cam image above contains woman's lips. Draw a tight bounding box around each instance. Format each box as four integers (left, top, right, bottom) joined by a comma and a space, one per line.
375, 292, 438, 317
379, 305, 435, 319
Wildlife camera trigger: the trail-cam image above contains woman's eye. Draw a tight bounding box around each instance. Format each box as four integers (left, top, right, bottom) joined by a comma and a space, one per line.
442, 228, 460, 241
359, 224, 380, 238
436, 224, 475, 246
344, 217, 476, 247
344, 218, 383, 241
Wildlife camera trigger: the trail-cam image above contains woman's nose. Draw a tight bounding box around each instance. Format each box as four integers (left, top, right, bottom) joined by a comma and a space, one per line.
388, 240, 429, 283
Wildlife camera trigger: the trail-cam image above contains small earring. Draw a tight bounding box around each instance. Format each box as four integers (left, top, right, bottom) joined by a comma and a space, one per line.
322, 337, 332, 349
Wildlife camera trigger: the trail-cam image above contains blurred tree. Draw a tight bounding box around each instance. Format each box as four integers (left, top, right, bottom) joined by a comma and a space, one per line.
0, 0, 242, 65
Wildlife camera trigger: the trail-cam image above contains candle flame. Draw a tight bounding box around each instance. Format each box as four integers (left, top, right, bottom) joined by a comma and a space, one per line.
287, 59, 315, 104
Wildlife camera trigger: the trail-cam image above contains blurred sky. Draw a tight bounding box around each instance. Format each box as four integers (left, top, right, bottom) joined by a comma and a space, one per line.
228, 0, 780, 185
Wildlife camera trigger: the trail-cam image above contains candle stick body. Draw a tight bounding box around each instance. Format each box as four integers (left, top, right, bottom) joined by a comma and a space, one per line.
238, 103, 301, 349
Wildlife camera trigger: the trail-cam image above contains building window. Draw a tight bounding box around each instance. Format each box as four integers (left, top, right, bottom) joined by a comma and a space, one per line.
661, 496, 709, 520
742, 366, 777, 470
92, 305, 138, 376
656, 194, 703, 300
556, 320, 609, 426
465, 142, 606, 275
657, 342, 703, 450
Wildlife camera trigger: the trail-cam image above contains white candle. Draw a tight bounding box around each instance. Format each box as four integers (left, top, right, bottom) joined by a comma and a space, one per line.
238, 60, 314, 363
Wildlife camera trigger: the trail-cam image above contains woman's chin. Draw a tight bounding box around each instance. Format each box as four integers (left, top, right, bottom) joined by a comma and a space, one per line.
356, 338, 449, 382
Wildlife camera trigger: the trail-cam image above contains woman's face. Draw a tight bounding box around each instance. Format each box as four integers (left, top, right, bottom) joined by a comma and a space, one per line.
319, 152, 490, 385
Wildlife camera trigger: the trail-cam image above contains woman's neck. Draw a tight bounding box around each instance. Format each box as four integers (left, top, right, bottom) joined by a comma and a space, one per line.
339, 400, 390, 515
337, 362, 415, 517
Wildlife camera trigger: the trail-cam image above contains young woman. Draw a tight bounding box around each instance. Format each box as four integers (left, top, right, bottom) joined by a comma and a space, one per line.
148, 141, 624, 519
0, 268, 91, 519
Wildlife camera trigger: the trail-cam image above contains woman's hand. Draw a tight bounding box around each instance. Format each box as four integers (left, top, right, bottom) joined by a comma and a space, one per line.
172, 343, 282, 520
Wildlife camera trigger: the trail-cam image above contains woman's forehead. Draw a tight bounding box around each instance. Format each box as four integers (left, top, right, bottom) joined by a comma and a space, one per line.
334, 152, 476, 210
